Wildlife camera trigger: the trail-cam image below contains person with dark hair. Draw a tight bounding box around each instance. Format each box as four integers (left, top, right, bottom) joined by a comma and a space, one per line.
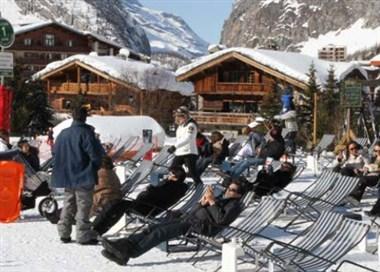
92, 166, 189, 235
252, 161, 296, 198
227, 126, 285, 178
100, 179, 247, 266
168, 106, 203, 184
18, 139, 40, 172
52, 106, 105, 245
196, 131, 229, 175
349, 142, 380, 205
91, 156, 122, 216
333, 141, 367, 177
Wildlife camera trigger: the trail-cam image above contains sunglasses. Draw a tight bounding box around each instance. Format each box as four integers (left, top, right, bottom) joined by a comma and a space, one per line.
349, 147, 358, 151
227, 187, 239, 193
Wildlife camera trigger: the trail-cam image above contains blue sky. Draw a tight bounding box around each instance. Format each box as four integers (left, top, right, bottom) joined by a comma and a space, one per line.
139, 0, 234, 44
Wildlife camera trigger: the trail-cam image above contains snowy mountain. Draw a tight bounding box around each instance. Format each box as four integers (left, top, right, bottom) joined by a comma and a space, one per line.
123, 0, 208, 60
3, 0, 208, 60
221, 0, 380, 60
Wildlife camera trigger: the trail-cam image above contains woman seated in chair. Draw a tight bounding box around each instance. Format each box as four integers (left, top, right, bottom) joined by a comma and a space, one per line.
349, 141, 380, 205
333, 141, 367, 177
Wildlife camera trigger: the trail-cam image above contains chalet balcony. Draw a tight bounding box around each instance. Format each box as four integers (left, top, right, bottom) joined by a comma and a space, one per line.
197, 82, 269, 95
190, 111, 252, 127
49, 81, 113, 95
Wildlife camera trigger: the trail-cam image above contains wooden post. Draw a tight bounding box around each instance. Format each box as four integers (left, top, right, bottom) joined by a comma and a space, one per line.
139, 91, 144, 115
347, 108, 351, 136
77, 65, 81, 94
313, 92, 318, 146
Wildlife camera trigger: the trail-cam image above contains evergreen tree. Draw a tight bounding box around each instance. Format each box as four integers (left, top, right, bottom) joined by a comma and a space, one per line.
259, 81, 282, 119
5, 66, 53, 135
300, 62, 320, 146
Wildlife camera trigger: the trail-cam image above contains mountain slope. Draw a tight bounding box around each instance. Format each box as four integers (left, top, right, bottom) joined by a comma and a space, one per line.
221, 0, 380, 59
4, 0, 208, 59
123, 0, 208, 59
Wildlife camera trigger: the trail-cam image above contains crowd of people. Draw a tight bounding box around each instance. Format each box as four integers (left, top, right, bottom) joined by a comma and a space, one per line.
2, 86, 379, 268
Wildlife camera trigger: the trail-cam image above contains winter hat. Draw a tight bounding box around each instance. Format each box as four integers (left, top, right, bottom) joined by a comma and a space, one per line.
175, 106, 189, 116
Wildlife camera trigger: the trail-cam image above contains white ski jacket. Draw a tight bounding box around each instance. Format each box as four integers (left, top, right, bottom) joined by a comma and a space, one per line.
174, 119, 198, 156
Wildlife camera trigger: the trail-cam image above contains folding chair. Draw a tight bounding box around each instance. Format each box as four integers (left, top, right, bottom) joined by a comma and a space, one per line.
186, 196, 286, 265
313, 134, 336, 173
356, 137, 370, 148
120, 160, 154, 195
283, 174, 359, 229
252, 217, 370, 271
253, 210, 344, 262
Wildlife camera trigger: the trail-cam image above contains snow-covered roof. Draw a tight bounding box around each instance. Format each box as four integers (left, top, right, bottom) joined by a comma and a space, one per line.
32, 54, 194, 96
13, 20, 123, 49
371, 54, 380, 62
176, 47, 368, 88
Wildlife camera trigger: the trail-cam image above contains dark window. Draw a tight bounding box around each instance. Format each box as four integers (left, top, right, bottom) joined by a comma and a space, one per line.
218, 70, 255, 83
45, 34, 55, 46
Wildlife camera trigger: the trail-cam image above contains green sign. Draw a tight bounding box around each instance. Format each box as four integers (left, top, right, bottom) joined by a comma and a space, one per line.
341, 81, 362, 108
0, 18, 14, 48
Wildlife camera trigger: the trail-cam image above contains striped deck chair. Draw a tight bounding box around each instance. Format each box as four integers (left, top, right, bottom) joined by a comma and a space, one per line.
283, 175, 359, 229
249, 210, 344, 264
356, 137, 370, 148
187, 196, 286, 264
270, 218, 371, 272
313, 134, 335, 172
120, 160, 154, 195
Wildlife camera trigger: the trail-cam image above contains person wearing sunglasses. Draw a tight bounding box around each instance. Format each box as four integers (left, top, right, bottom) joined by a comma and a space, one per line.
333, 141, 367, 177
100, 179, 247, 266
349, 142, 380, 208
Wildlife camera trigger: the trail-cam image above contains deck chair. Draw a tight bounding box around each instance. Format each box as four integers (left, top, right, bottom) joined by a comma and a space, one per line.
250, 210, 344, 264
186, 196, 286, 265
356, 137, 370, 148
110, 136, 139, 161
264, 218, 371, 272
120, 160, 154, 195
313, 134, 336, 173
283, 175, 359, 229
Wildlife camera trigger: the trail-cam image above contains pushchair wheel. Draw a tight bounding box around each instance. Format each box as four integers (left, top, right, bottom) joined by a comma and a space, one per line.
38, 197, 58, 216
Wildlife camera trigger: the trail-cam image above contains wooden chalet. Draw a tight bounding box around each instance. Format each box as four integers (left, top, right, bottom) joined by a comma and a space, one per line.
32, 54, 193, 127
7, 21, 142, 76
176, 47, 368, 128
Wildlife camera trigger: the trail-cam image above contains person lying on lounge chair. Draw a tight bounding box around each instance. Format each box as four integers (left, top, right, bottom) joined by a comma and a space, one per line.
100, 179, 247, 266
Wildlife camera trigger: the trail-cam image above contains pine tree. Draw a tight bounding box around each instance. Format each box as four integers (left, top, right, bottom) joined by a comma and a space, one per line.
6, 66, 53, 135
300, 62, 320, 146
259, 81, 282, 119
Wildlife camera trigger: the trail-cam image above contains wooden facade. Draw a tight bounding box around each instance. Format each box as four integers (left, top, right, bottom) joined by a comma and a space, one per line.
39, 61, 185, 127
177, 51, 367, 128
7, 22, 123, 76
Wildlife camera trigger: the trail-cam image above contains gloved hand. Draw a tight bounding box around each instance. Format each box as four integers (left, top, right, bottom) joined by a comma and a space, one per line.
167, 145, 176, 154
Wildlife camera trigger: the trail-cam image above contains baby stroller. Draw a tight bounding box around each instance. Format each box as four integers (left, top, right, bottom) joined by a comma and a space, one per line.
0, 149, 58, 217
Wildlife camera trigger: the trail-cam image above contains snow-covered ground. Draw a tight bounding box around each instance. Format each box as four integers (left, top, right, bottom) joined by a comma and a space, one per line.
1, 157, 380, 272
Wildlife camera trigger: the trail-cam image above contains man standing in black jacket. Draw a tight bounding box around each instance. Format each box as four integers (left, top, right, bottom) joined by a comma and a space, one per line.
100, 179, 247, 266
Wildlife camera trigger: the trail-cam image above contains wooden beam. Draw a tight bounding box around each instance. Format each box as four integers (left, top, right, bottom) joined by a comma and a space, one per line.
77, 65, 81, 95
139, 90, 144, 115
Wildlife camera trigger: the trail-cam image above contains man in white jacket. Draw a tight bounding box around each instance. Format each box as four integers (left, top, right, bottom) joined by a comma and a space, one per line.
168, 106, 202, 184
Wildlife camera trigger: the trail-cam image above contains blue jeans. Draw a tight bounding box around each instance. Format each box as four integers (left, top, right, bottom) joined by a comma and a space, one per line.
226, 158, 265, 178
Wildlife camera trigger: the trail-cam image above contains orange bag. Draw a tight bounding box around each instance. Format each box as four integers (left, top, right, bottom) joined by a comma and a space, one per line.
0, 161, 24, 223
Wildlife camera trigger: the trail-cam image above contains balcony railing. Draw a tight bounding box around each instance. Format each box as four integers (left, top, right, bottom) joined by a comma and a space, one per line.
197, 82, 269, 94
190, 111, 252, 126
50, 82, 112, 95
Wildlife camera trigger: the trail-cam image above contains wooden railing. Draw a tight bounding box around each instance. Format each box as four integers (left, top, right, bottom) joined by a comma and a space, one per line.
190, 111, 252, 126
49, 82, 112, 95
197, 83, 268, 94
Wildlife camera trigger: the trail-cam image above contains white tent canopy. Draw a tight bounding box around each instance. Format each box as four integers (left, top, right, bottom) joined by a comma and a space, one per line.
53, 115, 167, 149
